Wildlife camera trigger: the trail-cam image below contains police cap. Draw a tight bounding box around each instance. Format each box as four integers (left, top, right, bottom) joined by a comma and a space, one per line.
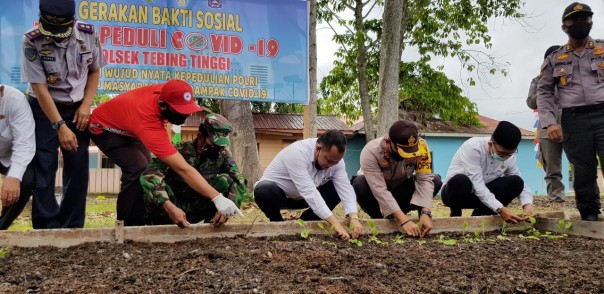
562, 2, 593, 21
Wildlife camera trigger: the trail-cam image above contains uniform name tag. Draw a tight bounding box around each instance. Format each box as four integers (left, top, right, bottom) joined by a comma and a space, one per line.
41, 56, 56, 62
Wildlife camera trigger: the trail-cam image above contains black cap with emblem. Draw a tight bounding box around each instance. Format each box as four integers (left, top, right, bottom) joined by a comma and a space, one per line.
39, 0, 76, 38
562, 2, 593, 21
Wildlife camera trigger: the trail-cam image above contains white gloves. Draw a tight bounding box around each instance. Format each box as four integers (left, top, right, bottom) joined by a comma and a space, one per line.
212, 194, 244, 217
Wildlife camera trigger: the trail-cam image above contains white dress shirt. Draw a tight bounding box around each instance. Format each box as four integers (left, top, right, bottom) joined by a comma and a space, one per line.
257, 138, 358, 219
444, 137, 533, 212
0, 85, 36, 180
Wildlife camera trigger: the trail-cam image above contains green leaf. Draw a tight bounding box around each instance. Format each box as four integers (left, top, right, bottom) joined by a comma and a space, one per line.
300, 230, 309, 239
317, 222, 325, 230
297, 219, 305, 227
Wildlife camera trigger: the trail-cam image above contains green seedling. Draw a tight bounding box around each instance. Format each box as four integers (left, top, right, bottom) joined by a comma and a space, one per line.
322, 241, 337, 248
317, 222, 325, 230
369, 235, 389, 245
519, 227, 541, 240
462, 221, 469, 236
481, 219, 487, 238
557, 219, 573, 231
297, 219, 313, 239
0, 248, 7, 259
437, 234, 458, 246
367, 220, 379, 236
496, 221, 510, 241
418, 240, 427, 246
349, 239, 363, 247
393, 233, 405, 245
528, 216, 536, 224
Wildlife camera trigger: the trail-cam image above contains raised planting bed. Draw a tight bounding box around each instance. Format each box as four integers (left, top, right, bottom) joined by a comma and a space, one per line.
0, 213, 602, 293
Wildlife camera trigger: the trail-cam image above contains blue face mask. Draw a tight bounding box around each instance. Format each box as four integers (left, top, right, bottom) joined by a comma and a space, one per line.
490, 151, 507, 162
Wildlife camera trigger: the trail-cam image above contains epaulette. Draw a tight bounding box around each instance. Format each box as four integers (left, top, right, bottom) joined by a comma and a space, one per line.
24, 29, 42, 40
76, 22, 94, 33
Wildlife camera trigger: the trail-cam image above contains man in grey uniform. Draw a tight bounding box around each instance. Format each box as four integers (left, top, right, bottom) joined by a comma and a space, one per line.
537, 2, 603, 221
21, 0, 106, 228
527, 45, 565, 203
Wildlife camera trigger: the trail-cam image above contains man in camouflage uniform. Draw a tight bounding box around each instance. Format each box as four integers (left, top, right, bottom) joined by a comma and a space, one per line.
140, 113, 246, 227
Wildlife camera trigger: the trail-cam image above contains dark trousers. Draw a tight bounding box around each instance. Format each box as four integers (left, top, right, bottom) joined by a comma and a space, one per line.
91, 132, 151, 226
352, 174, 442, 218
254, 180, 341, 221
0, 163, 34, 230
29, 97, 89, 229
561, 108, 604, 216
441, 174, 523, 216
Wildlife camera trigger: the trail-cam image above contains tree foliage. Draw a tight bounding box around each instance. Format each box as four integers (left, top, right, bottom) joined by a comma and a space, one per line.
318, 0, 524, 126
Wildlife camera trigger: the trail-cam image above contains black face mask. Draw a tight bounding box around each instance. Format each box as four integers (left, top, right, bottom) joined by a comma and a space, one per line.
162, 107, 188, 125
204, 145, 223, 160
565, 22, 592, 40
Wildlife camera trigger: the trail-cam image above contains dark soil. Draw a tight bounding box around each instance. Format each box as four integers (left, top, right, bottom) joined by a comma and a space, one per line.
1, 232, 603, 294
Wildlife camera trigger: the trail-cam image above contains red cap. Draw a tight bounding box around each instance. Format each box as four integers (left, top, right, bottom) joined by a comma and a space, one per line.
160, 80, 202, 114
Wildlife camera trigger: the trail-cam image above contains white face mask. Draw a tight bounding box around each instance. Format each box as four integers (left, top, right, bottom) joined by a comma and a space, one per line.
490, 151, 507, 162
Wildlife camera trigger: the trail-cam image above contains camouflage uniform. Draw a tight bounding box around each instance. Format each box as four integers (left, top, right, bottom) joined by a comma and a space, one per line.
140, 113, 246, 225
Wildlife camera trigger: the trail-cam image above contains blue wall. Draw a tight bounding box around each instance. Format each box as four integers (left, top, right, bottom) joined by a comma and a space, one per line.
344, 135, 570, 196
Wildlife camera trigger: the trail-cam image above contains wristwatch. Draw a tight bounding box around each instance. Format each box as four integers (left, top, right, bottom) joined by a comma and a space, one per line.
51, 120, 66, 131
495, 207, 503, 214
419, 210, 432, 219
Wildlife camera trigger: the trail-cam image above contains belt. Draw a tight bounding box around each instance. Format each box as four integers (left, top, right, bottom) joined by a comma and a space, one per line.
562, 103, 604, 114
55, 100, 82, 108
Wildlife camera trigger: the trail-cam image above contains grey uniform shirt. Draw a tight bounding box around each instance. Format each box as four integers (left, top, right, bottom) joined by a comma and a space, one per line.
21, 21, 106, 103
0, 85, 35, 180
527, 75, 561, 139
537, 37, 604, 128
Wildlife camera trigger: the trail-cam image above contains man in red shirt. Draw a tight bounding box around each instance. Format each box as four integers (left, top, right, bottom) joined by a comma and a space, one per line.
89, 79, 242, 226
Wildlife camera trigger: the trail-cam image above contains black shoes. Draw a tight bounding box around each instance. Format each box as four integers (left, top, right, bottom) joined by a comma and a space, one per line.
580, 212, 600, 221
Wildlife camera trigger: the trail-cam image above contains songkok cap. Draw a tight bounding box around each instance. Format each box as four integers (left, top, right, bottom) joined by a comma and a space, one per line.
492, 121, 521, 150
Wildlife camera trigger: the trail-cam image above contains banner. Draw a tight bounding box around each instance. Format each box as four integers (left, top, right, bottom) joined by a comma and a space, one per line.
0, 0, 310, 104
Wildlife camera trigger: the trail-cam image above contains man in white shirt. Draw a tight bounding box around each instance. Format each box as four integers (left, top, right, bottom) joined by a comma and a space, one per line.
441, 121, 535, 223
254, 130, 364, 240
0, 85, 36, 229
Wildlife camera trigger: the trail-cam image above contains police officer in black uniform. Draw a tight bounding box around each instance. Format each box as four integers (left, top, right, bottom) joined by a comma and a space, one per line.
537, 2, 604, 221
21, 0, 106, 228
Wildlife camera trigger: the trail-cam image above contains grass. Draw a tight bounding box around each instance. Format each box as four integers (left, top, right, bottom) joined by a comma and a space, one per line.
6, 194, 581, 231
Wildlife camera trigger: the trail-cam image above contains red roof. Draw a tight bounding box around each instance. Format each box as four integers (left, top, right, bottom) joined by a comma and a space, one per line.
350, 115, 533, 136
182, 112, 352, 134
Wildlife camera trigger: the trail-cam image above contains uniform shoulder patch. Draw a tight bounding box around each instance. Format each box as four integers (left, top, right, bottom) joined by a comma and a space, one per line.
76, 22, 95, 34
24, 29, 42, 40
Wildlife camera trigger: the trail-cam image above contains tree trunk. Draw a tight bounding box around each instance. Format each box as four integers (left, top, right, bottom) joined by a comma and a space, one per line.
354, 0, 374, 143
376, 0, 405, 137
305, 0, 318, 139
219, 100, 261, 189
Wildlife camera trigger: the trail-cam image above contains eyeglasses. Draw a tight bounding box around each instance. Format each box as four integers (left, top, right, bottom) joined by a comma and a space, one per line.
492, 141, 518, 158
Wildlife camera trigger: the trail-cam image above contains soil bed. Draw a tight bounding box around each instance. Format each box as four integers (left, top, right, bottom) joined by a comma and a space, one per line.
1, 232, 603, 293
